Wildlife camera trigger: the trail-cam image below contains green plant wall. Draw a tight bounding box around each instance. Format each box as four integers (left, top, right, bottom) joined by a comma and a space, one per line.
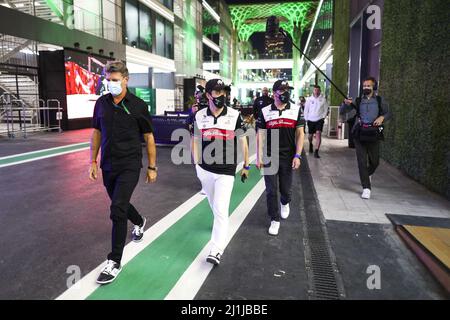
379, 0, 450, 199
331, 0, 350, 106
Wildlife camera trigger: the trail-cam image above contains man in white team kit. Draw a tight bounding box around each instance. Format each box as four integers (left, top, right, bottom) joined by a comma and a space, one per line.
303, 85, 329, 158
191, 78, 250, 265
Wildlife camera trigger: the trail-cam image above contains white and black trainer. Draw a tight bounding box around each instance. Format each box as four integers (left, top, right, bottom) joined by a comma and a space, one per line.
206, 252, 221, 266
132, 217, 146, 242
96, 260, 122, 285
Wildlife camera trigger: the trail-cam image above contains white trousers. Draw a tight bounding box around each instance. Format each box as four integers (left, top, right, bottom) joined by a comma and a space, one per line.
196, 165, 235, 255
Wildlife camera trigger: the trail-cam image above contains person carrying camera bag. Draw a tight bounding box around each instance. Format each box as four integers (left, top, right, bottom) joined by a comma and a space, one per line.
340, 77, 391, 199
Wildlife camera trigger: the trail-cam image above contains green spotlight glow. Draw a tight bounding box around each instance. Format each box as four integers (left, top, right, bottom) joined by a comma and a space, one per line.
229, 2, 316, 40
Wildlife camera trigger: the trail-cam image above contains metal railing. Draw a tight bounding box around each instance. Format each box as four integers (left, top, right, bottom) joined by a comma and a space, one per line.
3, 0, 123, 43
0, 93, 62, 138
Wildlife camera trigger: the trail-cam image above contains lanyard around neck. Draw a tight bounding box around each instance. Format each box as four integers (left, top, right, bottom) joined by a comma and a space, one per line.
113, 100, 130, 115
121, 101, 130, 115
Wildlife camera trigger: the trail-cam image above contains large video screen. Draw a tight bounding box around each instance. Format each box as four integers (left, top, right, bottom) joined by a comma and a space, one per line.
64, 49, 114, 119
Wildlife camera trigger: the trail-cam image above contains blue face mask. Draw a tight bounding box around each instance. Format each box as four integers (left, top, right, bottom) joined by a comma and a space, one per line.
108, 80, 122, 96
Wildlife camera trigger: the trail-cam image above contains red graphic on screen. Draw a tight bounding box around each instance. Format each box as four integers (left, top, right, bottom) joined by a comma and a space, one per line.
65, 61, 101, 95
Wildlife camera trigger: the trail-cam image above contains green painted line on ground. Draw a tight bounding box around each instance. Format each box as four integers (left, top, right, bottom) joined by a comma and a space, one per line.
87, 166, 262, 300
0, 143, 90, 166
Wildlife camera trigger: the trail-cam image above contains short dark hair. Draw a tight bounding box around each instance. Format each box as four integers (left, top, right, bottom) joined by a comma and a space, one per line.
106, 61, 129, 78
313, 85, 321, 90
364, 76, 377, 84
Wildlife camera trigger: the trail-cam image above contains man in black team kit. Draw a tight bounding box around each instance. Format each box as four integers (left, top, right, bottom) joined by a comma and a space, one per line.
89, 61, 157, 284
191, 78, 250, 265
256, 80, 305, 236
253, 87, 274, 119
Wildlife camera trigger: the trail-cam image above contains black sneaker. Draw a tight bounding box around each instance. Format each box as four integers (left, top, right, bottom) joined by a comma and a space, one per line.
314, 150, 321, 158
96, 260, 122, 285
206, 253, 221, 266
132, 217, 146, 242
309, 143, 314, 153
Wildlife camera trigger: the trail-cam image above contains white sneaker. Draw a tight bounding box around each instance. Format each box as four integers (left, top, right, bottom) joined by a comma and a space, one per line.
280, 203, 290, 219
361, 188, 371, 199
268, 221, 280, 236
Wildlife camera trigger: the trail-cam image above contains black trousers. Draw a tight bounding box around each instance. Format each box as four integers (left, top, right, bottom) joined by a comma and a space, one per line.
354, 139, 380, 189
102, 169, 143, 264
347, 118, 356, 148
263, 160, 293, 222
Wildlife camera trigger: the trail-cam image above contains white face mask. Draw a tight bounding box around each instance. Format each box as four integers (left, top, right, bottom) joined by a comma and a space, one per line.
108, 80, 122, 96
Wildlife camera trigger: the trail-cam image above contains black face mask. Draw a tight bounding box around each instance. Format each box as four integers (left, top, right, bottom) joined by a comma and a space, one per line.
279, 91, 290, 103
363, 88, 373, 96
212, 95, 226, 108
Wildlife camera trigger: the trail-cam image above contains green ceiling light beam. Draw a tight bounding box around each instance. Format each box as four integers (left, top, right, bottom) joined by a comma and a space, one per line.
229, 2, 320, 97
229, 5, 257, 31
184, 0, 197, 74
237, 23, 266, 42
229, 2, 316, 44
273, 2, 315, 29
314, 0, 333, 30
45, 0, 65, 22
279, 21, 294, 38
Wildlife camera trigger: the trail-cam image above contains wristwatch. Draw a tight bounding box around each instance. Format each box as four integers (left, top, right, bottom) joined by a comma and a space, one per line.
243, 165, 251, 170
294, 154, 302, 160
148, 166, 158, 171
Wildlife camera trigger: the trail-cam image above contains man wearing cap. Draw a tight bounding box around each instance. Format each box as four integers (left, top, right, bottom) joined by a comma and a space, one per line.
191, 78, 250, 265
303, 85, 329, 158
253, 87, 274, 119
256, 80, 305, 236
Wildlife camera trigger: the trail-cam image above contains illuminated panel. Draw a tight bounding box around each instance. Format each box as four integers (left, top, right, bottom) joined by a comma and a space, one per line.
229, 2, 316, 40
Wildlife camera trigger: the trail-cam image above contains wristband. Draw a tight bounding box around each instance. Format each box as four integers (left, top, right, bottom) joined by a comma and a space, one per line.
148, 166, 158, 171
294, 154, 302, 160
91, 160, 97, 164
243, 165, 251, 170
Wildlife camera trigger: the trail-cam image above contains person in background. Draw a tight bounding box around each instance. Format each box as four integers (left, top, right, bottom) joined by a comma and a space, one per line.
253, 87, 274, 120
188, 85, 207, 131
303, 85, 329, 159
224, 84, 232, 107
298, 96, 306, 113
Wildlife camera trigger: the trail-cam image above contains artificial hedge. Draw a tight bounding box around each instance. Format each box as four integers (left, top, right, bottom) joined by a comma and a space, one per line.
379, 0, 450, 199
331, 0, 350, 106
